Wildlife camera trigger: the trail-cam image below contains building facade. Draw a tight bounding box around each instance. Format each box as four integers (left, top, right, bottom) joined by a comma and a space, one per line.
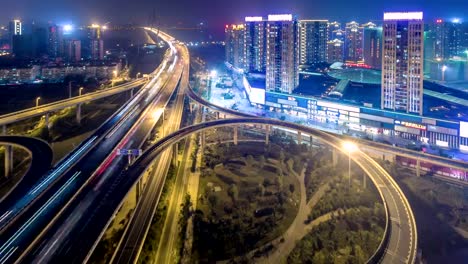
47, 24, 64, 58
65, 40, 81, 62
327, 39, 344, 63
362, 23, 382, 69
382, 12, 424, 115
265, 14, 299, 94
225, 24, 245, 70
244, 17, 267, 73
299, 20, 328, 65
344, 21, 363, 63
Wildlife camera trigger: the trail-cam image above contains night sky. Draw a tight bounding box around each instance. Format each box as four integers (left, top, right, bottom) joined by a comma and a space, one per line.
0, 0, 466, 27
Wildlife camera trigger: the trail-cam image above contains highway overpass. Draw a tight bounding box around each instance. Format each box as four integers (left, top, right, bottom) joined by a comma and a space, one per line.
100, 117, 417, 264
187, 84, 468, 185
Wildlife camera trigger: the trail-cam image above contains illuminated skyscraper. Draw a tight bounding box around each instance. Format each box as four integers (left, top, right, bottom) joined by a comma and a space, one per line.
327, 39, 344, 63
427, 19, 462, 60
90, 39, 104, 60
362, 22, 382, 69
8, 20, 22, 52
65, 40, 81, 62
327, 21, 341, 40
265, 14, 299, 94
299, 20, 328, 65
244, 16, 267, 73
47, 24, 64, 58
225, 24, 245, 70
344, 21, 363, 63
382, 12, 424, 115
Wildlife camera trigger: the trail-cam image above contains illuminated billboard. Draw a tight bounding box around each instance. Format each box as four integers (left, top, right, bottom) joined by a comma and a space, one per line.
245, 16, 263, 22
460, 121, 468, 138
268, 14, 293, 22
383, 12, 423, 21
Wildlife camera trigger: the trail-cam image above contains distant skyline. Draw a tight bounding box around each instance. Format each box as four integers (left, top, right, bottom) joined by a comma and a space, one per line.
0, 0, 466, 27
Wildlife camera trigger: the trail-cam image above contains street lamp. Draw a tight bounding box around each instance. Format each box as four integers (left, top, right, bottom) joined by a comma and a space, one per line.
36, 97, 41, 108
79, 87, 84, 96
342, 141, 358, 189
137, 72, 141, 78
441, 65, 448, 82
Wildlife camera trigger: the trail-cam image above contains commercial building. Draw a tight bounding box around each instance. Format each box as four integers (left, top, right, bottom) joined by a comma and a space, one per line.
382, 12, 424, 115
344, 21, 363, 63
362, 23, 382, 69
225, 24, 245, 70
265, 14, 299, 94
244, 16, 267, 73
299, 20, 328, 65
327, 39, 344, 63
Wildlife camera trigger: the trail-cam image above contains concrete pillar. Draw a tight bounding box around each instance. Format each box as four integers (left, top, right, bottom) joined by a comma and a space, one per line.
416, 159, 421, 177
233, 126, 238, 145
332, 148, 338, 166
136, 180, 142, 202
265, 125, 270, 145
215, 111, 219, 120
297, 131, 302, 145
130, 88, 134, 98
200, 131, 205, 150
76, 104, 82, 125
172, 143, 178, 165
2, 125, 6, 135
309, 135, 313, 151
4, 145, 12, 178
68, 81, 72, 99
45, 113, 50, 129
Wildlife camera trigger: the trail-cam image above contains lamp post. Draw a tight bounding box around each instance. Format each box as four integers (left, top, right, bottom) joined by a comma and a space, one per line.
36, 97, 41, 108
137, 72, 141, 78
441, 65, 447, 82
343, 141, 358, 189
79, 87, 84, 96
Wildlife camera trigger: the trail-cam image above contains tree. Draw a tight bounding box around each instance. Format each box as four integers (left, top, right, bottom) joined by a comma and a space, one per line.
289, 184, 295, 193
208, 193, 218, 208
275, 175, 283, 191
228, 184, 239, 202
259, 155, 266, 169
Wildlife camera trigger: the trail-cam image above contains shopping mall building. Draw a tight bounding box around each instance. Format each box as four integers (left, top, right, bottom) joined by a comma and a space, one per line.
241, 68, 468, 151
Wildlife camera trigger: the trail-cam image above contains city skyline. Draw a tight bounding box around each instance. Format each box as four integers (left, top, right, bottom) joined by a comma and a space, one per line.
1, 0, 467, 27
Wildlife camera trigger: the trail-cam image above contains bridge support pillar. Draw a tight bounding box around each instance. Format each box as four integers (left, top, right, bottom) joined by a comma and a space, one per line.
200, 131, 205, 151
265, 125, 270, 145
172, 143, 178, 165
215, 111, 219, 120
416, 159, 421, 177
2, 125, 6, 135
332, 148, 338, 166
297, 131, 302, 145
136, 179, 142, 202
233, 126, 238, 145
45, 113, 50, 129
4, 145, 13, 178
76, 104, 82, 125
130, 88, 134, 98
309, 135, 314, 151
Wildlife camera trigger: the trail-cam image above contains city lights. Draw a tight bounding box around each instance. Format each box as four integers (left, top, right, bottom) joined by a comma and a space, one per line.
268, 14, 293, 21
245, 16, 263, 22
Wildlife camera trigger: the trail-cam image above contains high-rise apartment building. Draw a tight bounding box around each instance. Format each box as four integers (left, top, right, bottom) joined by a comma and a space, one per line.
244, 17, 267, 73
299, 20, 328, 65
225, 24, 245, 70
362, 22, 382, 69
327, 21, 341, 40
90, 39, 104, 60
47, 24, 64, 58
65, 40, 81, 62
426, 19, 462, 60
382, 12, 424, 115
344, 21, 364, 63
8, 20, 22, 52
327, 39, 344, 63
265, 14, 299, 94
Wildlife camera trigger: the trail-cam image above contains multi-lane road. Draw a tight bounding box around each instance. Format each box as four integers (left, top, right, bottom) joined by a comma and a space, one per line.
111, 40, 190, 264
0, 78, 147, 127
0, 30, 180, 263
